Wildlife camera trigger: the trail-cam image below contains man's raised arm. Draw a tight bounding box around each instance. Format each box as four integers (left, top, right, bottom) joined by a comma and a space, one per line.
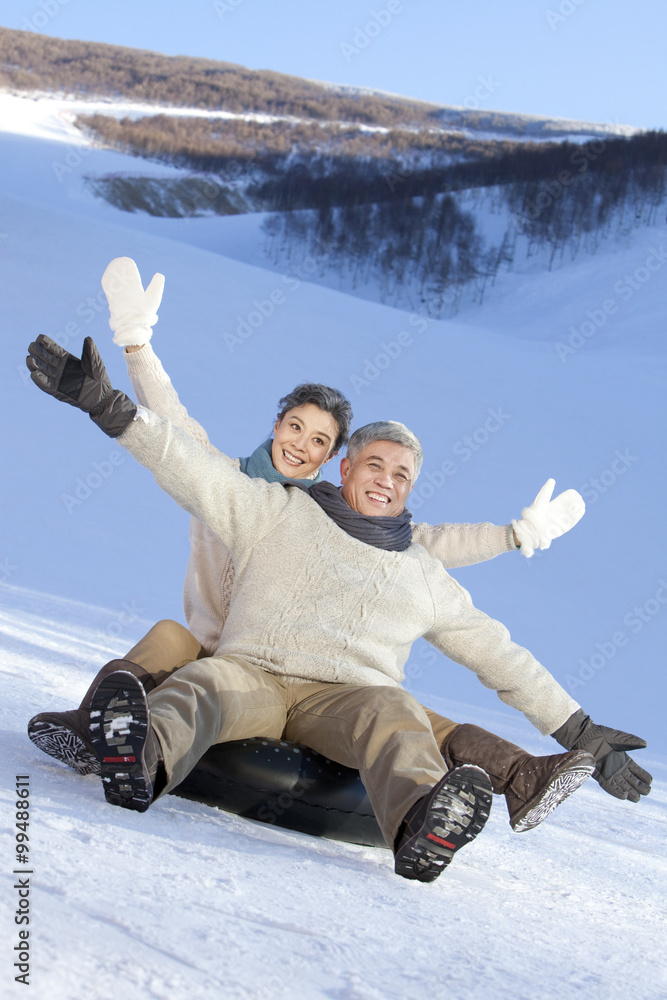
424, 570, 580, 736
412, 479, 585, 568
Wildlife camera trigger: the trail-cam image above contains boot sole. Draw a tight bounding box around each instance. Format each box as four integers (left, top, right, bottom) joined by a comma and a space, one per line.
512, 752, 595, 833
89, 671, 154, 812
28, 719, 100, 776
394, 765, 492, 883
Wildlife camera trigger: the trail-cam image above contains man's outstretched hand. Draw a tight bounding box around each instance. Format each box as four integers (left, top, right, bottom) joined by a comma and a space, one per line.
552, 708, 652, 801
26, 335, 137, 438
513, 479, 585, 558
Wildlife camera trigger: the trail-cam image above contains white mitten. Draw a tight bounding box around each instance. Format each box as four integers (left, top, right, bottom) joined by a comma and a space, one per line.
101, 257, 165, 347
512, 478, 585, 558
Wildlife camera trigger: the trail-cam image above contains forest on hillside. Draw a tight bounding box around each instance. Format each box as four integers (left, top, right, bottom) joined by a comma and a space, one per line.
257, 129, 666, 314
79, 107, 666, 316
263, 163, 665, 315
0, 26, 442, 127
75, 110, 493, 165
73, 97, 667, 211
3, 24, 664, 316
77, 111, 667, 214
0, 25, 619, 139
80, 112, 667, 233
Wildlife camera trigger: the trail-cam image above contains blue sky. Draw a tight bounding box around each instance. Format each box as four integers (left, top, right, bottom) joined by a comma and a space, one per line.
2, 0, 666, 130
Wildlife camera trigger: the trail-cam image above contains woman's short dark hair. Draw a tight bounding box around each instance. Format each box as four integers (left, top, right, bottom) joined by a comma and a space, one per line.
276, 383, 353, 454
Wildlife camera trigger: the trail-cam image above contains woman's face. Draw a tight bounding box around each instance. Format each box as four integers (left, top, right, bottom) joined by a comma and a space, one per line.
271, 403, 339, 478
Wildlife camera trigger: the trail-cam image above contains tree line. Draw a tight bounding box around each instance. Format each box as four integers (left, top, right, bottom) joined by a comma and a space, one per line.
77, 107, 666, 314
0, 26, 442, 128
261, 132, 667, 315
77, 109, 667, 218
76, 110, 487, 169
0, 25, 623, 141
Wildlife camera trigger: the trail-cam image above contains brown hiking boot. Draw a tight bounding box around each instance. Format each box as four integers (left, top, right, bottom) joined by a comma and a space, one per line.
27, 659, 155, 776
28, 708, 98, 775
443, 723, 595, 832
503, 750, 596, 832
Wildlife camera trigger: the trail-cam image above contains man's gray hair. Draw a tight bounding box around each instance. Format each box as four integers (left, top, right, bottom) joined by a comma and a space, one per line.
346, 421, 423, 477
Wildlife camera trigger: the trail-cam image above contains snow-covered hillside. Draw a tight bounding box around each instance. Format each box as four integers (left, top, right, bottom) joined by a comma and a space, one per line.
1, 91, 666, 999
2, 583, 666, 1000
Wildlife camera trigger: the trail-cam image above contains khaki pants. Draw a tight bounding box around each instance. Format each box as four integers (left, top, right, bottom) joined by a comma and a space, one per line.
148, 654, 448, 847
126, 620, 207, 686
125, 619, 459, 751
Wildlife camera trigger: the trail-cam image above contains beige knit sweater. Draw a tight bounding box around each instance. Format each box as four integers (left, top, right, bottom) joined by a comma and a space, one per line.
125, 345, 516, 654
119, 410, 579, 735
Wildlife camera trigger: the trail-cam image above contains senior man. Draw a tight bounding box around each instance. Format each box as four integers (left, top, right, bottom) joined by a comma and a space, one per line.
26, 335, 651, 883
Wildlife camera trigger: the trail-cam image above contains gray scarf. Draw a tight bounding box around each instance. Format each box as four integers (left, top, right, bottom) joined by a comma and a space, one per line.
292, 480, 413, 552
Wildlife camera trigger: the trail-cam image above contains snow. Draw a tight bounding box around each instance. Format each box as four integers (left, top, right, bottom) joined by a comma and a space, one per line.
1, 91, 666, 999
2, 584, 666, 1000
1, 90, 634, 147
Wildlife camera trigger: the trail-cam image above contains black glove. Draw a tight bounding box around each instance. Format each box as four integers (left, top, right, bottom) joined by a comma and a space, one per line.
552, 708, 652, 802
27, 335, 136, 438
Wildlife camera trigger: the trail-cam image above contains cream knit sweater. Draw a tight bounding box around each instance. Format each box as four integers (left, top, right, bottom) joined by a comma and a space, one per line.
124, 345, 516, 654
119, 410, 579, 735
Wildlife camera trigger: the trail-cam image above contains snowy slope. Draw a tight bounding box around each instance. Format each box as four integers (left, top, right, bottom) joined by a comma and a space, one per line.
2, 584, 666, 1000
1, 91, 666, 999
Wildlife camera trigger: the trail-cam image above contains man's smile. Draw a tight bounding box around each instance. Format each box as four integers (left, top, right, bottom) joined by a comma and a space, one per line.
367, 491, 390, 505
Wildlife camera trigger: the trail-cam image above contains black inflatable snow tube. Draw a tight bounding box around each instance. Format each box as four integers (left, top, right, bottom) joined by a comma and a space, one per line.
172, 737, 387, 848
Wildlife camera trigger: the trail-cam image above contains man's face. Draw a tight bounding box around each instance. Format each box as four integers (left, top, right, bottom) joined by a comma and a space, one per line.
340, 440, 416, 517
271, 404, 338, 478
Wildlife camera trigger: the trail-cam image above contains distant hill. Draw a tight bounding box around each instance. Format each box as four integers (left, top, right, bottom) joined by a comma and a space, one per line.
0, 26, 635, 140
2, 26, 664, 316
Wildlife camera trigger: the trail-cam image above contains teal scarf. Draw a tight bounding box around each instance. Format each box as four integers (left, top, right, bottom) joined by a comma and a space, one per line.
240, 437, 323, 488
